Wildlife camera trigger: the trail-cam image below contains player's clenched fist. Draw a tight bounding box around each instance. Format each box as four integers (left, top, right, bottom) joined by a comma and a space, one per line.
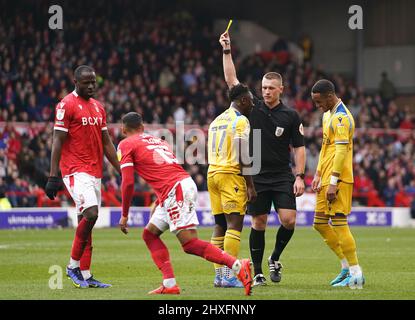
219, 32, 231, 49
45, 176, 62, 200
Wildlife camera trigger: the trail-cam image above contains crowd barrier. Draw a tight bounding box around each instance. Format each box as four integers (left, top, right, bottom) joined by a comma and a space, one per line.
0, 206, 412, 229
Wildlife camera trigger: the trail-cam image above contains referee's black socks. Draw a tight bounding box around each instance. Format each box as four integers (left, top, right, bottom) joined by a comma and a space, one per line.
249, 228, 265, 275
271, 225, 294, 262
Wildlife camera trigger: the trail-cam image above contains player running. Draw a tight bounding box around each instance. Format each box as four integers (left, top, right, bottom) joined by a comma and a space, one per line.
118, 112, 253, 296
311, 79, 365, 289
208, 84, 257, 288
45, 65, 120, 288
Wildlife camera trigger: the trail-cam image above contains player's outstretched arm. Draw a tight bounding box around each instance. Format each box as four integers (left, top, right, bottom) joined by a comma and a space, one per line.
102, 130, 121, 174
219, 32, 239, 88
45, 130, 67, 200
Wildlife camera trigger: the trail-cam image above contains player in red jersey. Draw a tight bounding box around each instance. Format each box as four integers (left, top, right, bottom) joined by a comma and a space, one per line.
117, 112, 253, 295
45, 65, 120, 289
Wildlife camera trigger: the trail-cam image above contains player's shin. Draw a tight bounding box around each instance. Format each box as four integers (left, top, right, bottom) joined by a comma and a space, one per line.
182, 238, 237, 269
332, 217, 359, 266
142, 228, 175, 284
249, 228, 265, 275
70, 216, 96, 262
313, 215, 345, 260
80, 233, 93, 279
223, 229, 241, 279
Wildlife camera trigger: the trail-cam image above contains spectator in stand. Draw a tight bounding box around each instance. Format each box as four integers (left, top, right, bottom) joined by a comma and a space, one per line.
383, 178, 397, 207
299, 34, 313, 63
379, 72, 396, 108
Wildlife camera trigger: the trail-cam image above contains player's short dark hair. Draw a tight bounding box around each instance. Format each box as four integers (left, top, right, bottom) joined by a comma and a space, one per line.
74, 65, 95, 80
263, 72, 282, 83
229, 83, 251, 102
122, 112, 143, 130
311, 79, 336, 95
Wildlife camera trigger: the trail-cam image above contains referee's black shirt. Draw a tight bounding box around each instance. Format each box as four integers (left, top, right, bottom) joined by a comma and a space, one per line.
249, 95, 305, 192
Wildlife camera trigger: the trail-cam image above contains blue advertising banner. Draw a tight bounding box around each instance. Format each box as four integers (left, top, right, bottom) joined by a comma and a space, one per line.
110, 208, 393, 227
0, 211, 68, 229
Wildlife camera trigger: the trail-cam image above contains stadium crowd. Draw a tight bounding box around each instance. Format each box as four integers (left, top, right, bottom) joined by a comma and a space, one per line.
1, 2, 414, 210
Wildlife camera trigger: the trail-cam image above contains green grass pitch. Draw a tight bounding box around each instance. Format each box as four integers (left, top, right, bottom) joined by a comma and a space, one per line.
0, 227, 414, 300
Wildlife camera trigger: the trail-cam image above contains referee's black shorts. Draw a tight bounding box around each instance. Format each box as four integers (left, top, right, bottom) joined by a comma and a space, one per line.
248, 181, 297, 215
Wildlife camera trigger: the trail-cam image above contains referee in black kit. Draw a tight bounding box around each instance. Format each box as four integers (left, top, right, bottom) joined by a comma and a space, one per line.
219, 31, 306, 286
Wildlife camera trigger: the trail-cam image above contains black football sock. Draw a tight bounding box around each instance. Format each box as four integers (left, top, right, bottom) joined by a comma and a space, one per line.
249, 228, 265, 275
271, 225, 294, 262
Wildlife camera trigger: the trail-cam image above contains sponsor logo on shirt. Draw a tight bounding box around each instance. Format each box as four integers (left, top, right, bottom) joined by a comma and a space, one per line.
81, 117, 103, 126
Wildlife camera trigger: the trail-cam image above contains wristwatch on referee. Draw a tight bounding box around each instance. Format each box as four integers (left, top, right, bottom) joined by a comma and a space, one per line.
296, 173, 305, 180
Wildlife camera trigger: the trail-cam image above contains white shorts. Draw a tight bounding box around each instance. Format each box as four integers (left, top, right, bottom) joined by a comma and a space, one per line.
63, 172, 101, 215
149, 177, 199, 234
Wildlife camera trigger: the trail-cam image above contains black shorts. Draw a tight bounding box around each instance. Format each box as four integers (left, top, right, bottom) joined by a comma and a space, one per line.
248, 184, 296, 215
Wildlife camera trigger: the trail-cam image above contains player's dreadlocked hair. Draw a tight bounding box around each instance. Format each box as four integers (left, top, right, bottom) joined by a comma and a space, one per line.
228, 83, 250, 102
74, 65, 95, 80
122, 112, 143, 130
311, 79, 336, 95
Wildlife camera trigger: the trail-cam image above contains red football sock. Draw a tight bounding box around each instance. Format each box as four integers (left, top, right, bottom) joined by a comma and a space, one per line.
80, 232, 93, 271
71, 218, 96, 261
142, 228, 175, 280
182, 238, 236, 269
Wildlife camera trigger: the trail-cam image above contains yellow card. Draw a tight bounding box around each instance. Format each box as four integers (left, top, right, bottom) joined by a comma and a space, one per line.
225, 19, 233, 33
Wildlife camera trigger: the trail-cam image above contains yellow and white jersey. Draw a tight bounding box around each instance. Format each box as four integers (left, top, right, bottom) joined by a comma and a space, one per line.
207, 106, 250, 176
318, 100, 355, 186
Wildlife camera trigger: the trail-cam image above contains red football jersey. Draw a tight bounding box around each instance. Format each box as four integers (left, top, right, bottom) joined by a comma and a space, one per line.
117, 133, 189, 204
53, 91, 107, 178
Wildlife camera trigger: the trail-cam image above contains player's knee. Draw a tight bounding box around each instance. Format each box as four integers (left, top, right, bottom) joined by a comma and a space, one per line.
142, 228, 158, 243
225, 213, 244, 231
281, 217, 296, 229
214, 214, 227, 232
313, 222, 326, 233
251, 215, 267, 230
83, 206, 98, 221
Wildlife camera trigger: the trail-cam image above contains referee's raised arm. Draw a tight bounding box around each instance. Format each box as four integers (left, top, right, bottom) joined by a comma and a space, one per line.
219, 32, 239, 88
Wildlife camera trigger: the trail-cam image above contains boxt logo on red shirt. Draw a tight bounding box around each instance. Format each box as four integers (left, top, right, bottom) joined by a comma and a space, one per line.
81, 116, 103, 126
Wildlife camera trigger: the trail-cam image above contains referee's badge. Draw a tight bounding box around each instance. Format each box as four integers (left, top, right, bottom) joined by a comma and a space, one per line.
275, 127, 284, 137
299, 123, 304, 136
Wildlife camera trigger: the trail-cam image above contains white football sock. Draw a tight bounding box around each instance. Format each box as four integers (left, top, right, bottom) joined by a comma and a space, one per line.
163, 278, 176, 288
69, 258, 80, 269
81, 270, 92, 280
215, 267, 223, 278
349, 264, 362, 276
